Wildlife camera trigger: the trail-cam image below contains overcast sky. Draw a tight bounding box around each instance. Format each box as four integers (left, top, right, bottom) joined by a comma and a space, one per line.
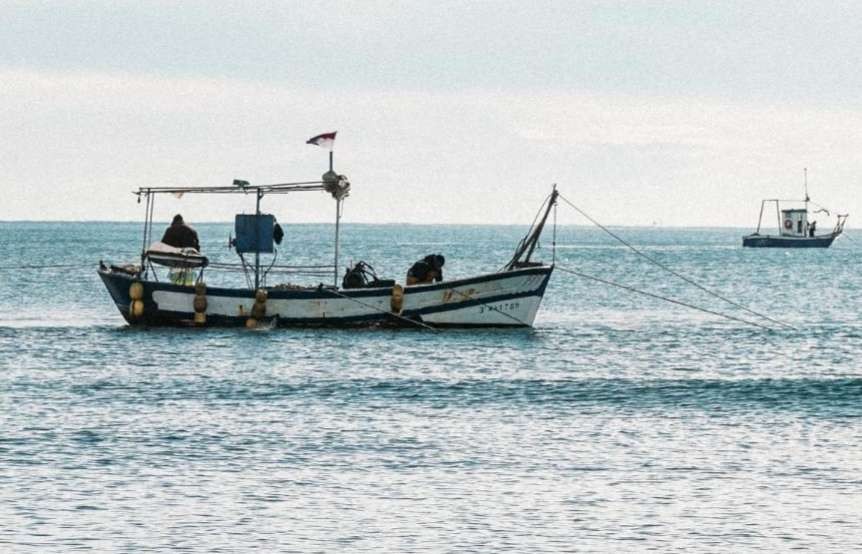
2, 1, 860, 226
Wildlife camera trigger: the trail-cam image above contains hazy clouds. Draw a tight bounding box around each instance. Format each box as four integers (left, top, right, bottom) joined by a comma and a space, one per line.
3, 2, 860, 225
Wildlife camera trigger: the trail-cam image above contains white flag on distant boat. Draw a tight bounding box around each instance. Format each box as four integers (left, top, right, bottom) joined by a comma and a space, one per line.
306, 131, 337, 150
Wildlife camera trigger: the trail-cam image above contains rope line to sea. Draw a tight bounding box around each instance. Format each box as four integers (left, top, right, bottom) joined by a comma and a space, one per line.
557, 194, 795, 330
554, 265, 772, 330
0, 263, 94, 271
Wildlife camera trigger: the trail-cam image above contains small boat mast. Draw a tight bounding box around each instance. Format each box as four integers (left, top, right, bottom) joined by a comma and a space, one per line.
744, 169, 848, 248
505, 185, 559, 270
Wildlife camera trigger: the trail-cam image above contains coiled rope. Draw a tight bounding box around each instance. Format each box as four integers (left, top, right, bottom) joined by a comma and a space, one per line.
558, 194, 795, 330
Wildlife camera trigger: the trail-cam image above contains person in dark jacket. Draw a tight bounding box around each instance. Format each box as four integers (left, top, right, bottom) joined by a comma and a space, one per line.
162, 214, 200, 251
406, 254, 445, 285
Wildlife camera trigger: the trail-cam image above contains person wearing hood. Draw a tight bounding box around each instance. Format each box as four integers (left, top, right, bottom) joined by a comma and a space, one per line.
162, 214, 200, 251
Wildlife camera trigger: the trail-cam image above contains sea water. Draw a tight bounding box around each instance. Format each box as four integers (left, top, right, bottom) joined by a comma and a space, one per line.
0, 222, 860, 552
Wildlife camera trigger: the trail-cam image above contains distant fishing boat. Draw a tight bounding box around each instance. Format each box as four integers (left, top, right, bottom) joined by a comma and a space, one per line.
742, 170, 848, 248
98, 135, 558, 329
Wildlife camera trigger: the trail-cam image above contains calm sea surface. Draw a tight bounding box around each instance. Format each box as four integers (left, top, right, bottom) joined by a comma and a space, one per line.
1, 222, 860, 552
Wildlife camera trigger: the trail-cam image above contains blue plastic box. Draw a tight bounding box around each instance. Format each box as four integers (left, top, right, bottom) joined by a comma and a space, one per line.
234, 214, 275, 254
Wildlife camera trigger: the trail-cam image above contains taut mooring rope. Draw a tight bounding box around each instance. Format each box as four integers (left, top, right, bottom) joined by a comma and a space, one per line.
555, 265, 773, 330
447, 287, 531, 327
558, 194, 795, 330
0, 263, 93, 271
327, 288, 439, 332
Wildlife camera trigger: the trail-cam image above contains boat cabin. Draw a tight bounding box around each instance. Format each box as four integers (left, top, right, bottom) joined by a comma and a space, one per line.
780, 208, 808, 237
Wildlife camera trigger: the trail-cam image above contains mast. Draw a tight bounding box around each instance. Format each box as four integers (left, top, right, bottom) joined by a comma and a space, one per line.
506, 186, 559, 270
254, 189, 262, 290
334, 198, 342, 288
330, 148, 339, 288
321, 148, 347, 289
755, 199, 765, 234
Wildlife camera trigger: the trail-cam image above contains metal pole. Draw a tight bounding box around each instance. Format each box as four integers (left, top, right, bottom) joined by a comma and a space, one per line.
775, 200, 781, 234
145, 192, 155, 279
334, 198, 342, 288
254, 190, 261, 290
330, 148, 339, 288
756, 200, 765, 234
804, 168, 809, 235
140, 191, 151, 271
552, 200, 557, 265
147, 193, 155, 249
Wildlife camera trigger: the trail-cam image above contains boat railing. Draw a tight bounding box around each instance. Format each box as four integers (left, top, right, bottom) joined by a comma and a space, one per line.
207, 261, 333, 277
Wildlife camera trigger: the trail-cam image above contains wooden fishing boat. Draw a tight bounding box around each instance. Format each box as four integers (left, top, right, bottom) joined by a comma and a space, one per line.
98, 146, 558, 329
742, 171, 848, 248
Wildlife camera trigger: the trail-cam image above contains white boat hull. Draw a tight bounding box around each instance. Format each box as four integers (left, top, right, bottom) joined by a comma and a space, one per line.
99, 265, 553, 328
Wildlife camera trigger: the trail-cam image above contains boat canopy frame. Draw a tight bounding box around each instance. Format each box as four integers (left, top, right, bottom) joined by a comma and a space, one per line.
751, 169, 849, 237
134, 177, 349, 290
752, 197, 848, 236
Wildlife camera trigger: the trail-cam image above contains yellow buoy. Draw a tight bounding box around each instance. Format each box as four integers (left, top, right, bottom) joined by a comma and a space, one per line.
245, 317, 258, 329
194, 311, 206, 325
255, 288, 268, 303
390, 284, 404, 313
193, 296, 208, 313
251, 302, 266, 319
129, 282, 144, 301
194, 281, 207, 296
130, 300, 145, 318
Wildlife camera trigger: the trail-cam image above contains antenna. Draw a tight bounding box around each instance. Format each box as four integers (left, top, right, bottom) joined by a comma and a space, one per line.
804, 167, 809, 202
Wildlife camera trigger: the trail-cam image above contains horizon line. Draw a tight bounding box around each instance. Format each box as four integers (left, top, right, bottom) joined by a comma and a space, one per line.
0, 219, 778, 231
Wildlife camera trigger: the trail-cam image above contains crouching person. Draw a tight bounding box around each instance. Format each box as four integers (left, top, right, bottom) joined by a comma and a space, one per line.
406, 254, 445, 285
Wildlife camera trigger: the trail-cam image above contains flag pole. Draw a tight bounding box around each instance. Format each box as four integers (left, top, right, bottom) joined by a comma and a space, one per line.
330, 147, 338, 288
307, 132, 340, 287
334, 198, 341, 288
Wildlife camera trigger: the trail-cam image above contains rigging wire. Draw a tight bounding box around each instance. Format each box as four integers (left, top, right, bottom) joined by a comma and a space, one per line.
557, 194, 795, 330
555, 266, 772, 330
0, 263, 94, 271
447, 287, 531, 327
326, 288, 439, 332
552, 199, 557, 265
499, 191, 553, 272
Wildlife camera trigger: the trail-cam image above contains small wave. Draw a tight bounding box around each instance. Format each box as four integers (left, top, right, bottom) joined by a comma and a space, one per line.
44, 377, 862, 416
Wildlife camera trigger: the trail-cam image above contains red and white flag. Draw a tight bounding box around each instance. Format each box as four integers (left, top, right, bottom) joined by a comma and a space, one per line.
306, 131, 337, 150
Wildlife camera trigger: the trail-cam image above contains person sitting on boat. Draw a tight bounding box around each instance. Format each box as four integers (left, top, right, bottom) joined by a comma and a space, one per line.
162, 214, 200, 251
406, 254, 445, 285
809, 220, 817, 237
160, 214, 200, 285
